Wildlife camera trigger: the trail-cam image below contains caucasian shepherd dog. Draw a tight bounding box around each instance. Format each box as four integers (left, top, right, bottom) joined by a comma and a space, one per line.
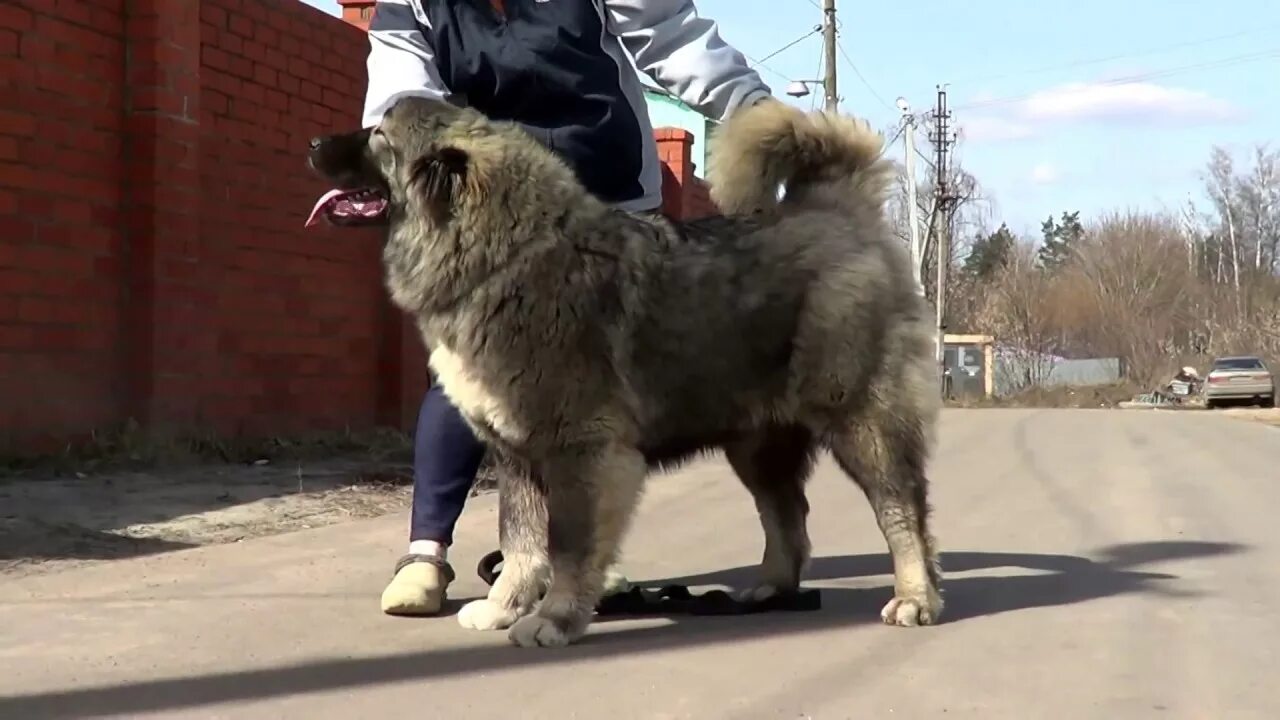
307, 95, 943, 648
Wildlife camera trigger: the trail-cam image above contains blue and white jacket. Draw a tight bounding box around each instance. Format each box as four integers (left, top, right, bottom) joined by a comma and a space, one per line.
362, 0, 772, 212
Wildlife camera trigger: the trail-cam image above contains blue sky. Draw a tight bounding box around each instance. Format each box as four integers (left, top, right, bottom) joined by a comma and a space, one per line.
300, 0, 1278, 237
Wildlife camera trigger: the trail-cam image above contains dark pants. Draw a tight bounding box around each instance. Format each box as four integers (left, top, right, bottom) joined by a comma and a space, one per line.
408, 207, 662, 546
409, 383, 486, 545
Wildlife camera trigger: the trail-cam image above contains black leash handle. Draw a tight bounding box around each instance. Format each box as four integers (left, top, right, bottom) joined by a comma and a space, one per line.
474, 547, 820, 615
478, 549, 504, 586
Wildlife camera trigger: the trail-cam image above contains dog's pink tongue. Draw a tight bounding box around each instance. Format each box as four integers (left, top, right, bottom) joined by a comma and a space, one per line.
306, 189, 348, 228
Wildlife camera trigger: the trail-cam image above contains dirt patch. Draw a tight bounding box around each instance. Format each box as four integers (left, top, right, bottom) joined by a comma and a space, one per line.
0, 459, 408, 578
947, 382, 1142, 409
1, 455, 502, 579
1217, 407, 1280, 427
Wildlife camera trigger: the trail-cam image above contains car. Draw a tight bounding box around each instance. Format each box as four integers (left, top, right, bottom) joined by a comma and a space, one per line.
1203, 355, 1274, 409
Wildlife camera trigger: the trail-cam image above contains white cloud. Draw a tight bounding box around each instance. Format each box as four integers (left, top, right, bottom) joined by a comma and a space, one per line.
1020, 81, 1239, 123
960, 80, 1242, 144
1030, 163, 1059, 185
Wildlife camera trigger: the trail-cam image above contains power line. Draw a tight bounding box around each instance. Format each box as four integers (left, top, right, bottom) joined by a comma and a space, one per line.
914, 145, 936, 171
955, 48, 1280, 111
738, 25, 823, 87
804, 0, 843, 28
809, 41, 825, 111
835, 38, 894, 112
953, 24, 1280, 86
751, 26, 822, 67
876, 123, 906, 162
742, 52, 797, 84
643, 24, 822, 111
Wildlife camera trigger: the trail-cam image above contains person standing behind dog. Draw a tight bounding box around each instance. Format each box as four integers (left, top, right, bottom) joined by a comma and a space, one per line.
360, 0, 775, 616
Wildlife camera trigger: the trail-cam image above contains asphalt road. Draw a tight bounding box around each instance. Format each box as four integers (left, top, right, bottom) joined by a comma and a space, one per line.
1, 409, 1278, 720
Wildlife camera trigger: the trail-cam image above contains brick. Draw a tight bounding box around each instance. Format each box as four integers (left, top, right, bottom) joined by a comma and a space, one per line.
227, 53, 254, 79
0, 5, 34, 32
18, 296, 90, 324
88, 5, 125, 36
35, 66, 114, 107
0, 28, 16, 57
0, 324, 36, 350
279, 33, 301, 58
130, 86, 190, 118
202, 45, 231, 72
35, 15, 118, 58
223, 29, 246, 57
32, 325, 103, 352
256, 24, 279, 48
252, 64, 277, 87
200, 3, 228, 28
15, 244, 97, 277
228, 13, 253, 38
54, 0, 102, 29
299, 80, 323, 104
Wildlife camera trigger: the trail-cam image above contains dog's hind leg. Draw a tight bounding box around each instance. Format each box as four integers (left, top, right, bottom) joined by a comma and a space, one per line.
723, 425, 818, 601
458, 456, 550, 631
508, 443, 645, 648
827, 409, 943, 626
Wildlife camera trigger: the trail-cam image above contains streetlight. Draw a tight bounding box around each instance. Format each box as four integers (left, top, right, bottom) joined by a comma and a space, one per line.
785, 79, 825, 98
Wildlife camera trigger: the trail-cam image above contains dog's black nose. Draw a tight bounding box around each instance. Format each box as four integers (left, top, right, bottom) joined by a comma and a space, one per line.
309, 136, 323, 150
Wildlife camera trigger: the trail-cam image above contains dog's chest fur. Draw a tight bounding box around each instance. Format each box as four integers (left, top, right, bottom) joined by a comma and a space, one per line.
428, 343, 528, 444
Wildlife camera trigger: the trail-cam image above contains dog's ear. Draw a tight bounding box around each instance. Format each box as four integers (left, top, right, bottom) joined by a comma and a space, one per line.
410, 147, 469, 225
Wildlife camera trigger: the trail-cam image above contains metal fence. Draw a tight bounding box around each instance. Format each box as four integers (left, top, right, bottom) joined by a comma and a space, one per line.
992, 349, 1122, 397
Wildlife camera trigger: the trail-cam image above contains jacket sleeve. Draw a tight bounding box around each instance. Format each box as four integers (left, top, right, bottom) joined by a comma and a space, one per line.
603, 0, 772, 122
362, 0, 452, 128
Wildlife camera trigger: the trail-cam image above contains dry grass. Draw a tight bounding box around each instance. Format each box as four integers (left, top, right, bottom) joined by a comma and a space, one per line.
1, 422, 415, 477
947, 382, 1144, 410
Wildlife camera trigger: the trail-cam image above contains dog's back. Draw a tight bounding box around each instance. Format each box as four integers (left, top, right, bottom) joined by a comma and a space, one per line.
610, 103, 933, 465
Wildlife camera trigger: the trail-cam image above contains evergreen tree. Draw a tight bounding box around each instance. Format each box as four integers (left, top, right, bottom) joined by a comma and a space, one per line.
1037, 210, 1083, 271
964, 222, 1016, 279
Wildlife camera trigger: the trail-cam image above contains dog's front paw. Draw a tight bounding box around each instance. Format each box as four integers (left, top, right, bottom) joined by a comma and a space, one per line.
508, 613, 586, 648
880, 590, 943, 627
458, 598, 523, 631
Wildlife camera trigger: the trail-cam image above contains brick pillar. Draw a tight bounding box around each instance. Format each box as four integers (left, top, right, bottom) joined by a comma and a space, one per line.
655, 127, 694, 220
122, 0, 206, 430
654, 127, 720, 221
338, 0, 377, 30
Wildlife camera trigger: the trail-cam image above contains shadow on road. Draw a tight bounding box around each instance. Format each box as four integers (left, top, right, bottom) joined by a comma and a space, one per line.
0, 519, 195, 568
646, 540, 1238, 622
0, 540, 1244, 719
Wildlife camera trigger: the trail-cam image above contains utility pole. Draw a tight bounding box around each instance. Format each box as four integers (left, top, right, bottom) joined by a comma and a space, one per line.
822, 0, 838, 112
898, 98, 924, 296
929, 85, 956, 393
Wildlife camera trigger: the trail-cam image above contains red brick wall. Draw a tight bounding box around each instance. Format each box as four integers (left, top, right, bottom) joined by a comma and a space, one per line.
0, 0, 127, 446
0, 0, 720, 454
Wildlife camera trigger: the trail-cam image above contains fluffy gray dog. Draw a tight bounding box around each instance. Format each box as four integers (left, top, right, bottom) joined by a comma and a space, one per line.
307, 95, 943, 648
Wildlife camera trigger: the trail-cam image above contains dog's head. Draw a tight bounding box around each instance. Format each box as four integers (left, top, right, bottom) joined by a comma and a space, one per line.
306, 95, 495, 229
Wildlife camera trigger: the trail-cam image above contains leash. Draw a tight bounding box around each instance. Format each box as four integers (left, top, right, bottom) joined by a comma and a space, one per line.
477, 549, 821, 616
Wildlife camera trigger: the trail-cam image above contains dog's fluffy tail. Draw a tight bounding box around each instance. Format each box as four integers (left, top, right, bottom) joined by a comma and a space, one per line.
706, 100, 893, 216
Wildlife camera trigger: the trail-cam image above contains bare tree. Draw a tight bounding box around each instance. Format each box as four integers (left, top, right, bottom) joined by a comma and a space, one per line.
970, 239, 1062, 392
885, 134, 992, 317
1235, 143, 1280, 275
1204, 146, 1242, 297
1056, 211, 1198, 386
